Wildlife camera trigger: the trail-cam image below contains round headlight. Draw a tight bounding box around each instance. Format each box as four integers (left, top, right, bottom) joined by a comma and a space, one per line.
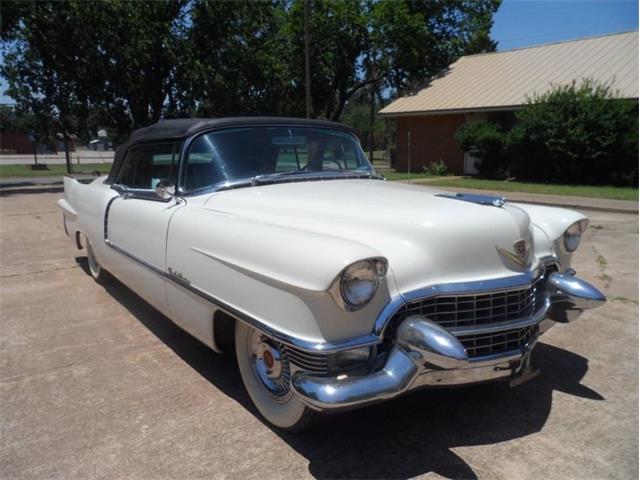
564, 219, 589, 252
340, 260, 380, 308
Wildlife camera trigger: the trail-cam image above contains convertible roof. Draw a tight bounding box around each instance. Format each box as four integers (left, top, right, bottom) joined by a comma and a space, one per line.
127, 117, 356, 144
106, 117, 357, 183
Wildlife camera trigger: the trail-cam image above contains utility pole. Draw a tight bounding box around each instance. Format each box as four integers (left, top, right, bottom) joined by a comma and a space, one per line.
368, 58, 376, 164
407, 130, 412, 183
304, 0, 312, 118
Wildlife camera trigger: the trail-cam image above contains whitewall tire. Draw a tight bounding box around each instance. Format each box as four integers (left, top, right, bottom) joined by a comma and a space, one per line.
235, 321, 315, 431
86, 238, 111, 284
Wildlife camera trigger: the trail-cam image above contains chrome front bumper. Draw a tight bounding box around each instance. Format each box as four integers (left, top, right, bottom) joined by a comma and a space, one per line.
292, 270, 605, 411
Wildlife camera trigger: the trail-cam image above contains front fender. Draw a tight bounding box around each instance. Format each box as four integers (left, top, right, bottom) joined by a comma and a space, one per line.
165, 203, 397, 344
513, 203, 587, 270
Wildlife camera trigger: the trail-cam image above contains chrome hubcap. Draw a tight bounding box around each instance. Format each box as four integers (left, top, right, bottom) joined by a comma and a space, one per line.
249, 330, 291, 400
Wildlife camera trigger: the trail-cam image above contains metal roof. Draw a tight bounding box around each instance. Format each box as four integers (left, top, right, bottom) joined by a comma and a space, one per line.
379, 31, 639, 116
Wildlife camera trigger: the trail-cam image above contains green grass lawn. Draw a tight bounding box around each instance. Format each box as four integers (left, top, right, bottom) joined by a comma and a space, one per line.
383, 171, 433, 181
0, 163, 111, 178
414, 177, 638, 201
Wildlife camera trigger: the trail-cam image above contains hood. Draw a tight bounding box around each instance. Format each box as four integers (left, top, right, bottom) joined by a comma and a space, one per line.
202, 180, 535, 294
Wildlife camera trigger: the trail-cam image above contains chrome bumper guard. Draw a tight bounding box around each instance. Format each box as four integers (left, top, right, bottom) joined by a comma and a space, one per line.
292, 270, 605, 411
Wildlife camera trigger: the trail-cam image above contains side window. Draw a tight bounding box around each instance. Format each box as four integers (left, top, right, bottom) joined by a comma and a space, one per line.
118, 143, 179, 189
183, 134, 226, 191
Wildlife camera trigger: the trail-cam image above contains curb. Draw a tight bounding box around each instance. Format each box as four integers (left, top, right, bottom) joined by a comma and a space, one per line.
405, 182, 638, 215
0, 186, 64, 196
504, 198, 638, 215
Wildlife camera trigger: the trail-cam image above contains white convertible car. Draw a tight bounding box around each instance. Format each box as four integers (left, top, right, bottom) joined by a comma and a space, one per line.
59, 118, 605, 431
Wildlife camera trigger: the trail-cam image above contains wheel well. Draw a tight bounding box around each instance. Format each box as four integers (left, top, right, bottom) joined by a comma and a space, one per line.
75, 231, 84, 250
213, 310, 236, 352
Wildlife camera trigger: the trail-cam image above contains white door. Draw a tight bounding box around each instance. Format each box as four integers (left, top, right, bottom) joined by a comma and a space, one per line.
105, 142, 182, 317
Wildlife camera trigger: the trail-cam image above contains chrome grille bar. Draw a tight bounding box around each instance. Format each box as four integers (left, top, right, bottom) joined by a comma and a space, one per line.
397, 276, 542, 330
386, 274, 547, 359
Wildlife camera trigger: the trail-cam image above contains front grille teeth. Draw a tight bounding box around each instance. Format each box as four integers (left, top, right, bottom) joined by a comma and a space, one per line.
458, 325, 538, 357
387, 275, 547, 359
281, 345, 329, 374
398, 276, 543, 330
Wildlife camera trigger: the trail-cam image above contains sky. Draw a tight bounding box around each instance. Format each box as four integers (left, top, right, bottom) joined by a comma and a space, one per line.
491, 0, 638, 50
0, 0, 638, 104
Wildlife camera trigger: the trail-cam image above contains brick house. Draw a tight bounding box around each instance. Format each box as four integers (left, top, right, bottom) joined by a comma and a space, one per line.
379, 31, 639, 175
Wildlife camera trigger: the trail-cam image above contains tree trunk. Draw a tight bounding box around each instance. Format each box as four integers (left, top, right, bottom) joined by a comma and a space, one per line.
63, 132, 71, 174
304, 0, 312, 118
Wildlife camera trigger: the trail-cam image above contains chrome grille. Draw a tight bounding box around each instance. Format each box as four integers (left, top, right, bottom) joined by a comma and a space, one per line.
458, 325, 538, 357
398, 277, 543, 330
385, 275, 548, 359
282, 345, 329, 374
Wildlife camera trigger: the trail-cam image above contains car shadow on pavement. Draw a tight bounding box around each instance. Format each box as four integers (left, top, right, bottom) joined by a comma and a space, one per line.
79, 258, 605, 480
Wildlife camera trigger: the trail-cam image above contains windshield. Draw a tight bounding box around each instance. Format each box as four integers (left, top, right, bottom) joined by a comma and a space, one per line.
182, 126, 374, 191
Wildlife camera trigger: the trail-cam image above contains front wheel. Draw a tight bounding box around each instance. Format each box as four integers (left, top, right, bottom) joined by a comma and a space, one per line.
235, 322, 316, 431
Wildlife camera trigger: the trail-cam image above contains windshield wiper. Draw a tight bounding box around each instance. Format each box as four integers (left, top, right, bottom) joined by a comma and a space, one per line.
250, 170, 313, 185
251, 170, 381, 185
215, 170, 382, 192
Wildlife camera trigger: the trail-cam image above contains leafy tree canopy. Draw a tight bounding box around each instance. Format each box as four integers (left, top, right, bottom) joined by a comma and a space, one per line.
455, 80, 639, 185
0, 0, 500, 137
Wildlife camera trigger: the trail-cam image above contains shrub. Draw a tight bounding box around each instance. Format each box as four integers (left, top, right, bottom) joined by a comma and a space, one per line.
454, 120, 508, 178
421, 159, 448, 176
509, 80, 638, 185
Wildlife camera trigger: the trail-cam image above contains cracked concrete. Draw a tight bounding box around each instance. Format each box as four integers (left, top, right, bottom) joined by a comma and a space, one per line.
0, 193, 637, 479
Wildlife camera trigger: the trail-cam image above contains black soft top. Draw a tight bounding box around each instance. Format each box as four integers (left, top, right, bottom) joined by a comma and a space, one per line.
107, 117, 356, 183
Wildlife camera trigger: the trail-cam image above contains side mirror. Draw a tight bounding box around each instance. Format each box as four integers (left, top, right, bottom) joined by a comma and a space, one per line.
155, 181, 175, 200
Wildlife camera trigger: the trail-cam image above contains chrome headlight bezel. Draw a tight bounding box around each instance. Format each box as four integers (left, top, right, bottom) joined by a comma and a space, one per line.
562, 219, 589, 253
330, 258, 388, 311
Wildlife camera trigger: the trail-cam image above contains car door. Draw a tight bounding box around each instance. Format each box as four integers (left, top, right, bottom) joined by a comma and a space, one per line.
105, 142, 183, 317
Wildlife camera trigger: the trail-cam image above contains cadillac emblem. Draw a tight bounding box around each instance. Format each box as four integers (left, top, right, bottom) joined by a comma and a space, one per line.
496, 239, 530, 268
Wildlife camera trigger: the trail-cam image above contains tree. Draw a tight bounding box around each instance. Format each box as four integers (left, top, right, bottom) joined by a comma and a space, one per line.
96, 1, 189, 128
455, 81, 639, 185
1, 1, 189, 146
282, 0, 370, 120
510, 80, 638, 185
371, 0, 500, 94
173, 1, 295, 118
1, 0, 501, 142
455, 120, 508, 178
1, 1, 102, 170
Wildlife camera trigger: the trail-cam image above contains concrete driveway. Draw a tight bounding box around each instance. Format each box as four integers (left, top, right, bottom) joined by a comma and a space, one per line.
1, 192, 637, 479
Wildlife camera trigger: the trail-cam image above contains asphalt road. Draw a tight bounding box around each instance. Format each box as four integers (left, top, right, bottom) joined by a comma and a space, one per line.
0, 151, 114, 165
1, 192, 637, 479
